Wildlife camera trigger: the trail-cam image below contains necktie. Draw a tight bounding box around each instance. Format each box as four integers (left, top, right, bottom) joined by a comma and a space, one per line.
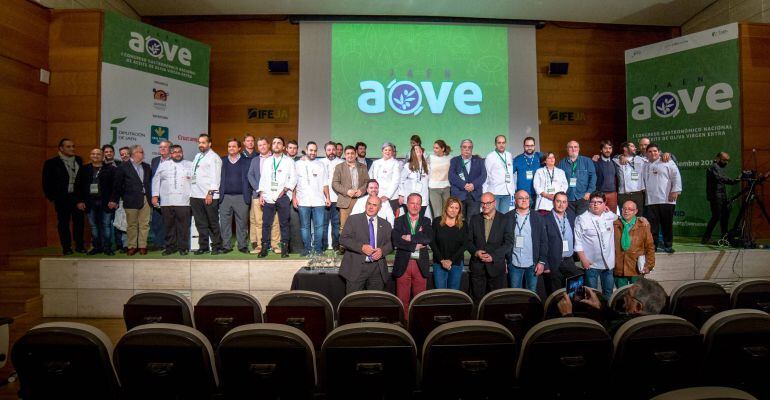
368, 217, 375, 261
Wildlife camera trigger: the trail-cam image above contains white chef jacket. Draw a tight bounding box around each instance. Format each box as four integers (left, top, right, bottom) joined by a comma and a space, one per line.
369, 157, 401, 200
350, 194, 395, 226
321, 157, 344, 203
483, 150, 516, 196
295, 158, 328, 207
533, 166, 569, 211
190, 150, 222, 199
574, 211, 618, 270
151, 159, 193, 206
399, 162, 429, 206
257, 154, 297, 204
615, 155, 646, 194
643, 159, 682, 205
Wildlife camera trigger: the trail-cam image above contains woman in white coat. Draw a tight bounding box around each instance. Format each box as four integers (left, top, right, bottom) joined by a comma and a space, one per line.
399, 145, 431, 219
533, 151, 569, 214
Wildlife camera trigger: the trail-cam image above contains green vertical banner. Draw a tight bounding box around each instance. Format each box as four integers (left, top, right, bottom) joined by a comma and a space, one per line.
625, 23, 741, 237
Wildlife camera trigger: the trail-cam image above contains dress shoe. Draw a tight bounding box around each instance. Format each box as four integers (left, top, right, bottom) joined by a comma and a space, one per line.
87, 249, 102, 256
75, 248, 87, 254
210, 248, 222, 256
249, 247, 261, 255
63, 249, 74, 256
139, 248, 148, 255
119, 247, 128, 253
238, 247, 249, 254
220, 248, 232, 254
280, 243, 290, 258
664, 247, 675, 254
127, 248, 137, 256
194, 248, 209, 255
179, 249, 189, 256
161, 249, 175, 256
104, 250, 115, 256
257, 248, 269, 258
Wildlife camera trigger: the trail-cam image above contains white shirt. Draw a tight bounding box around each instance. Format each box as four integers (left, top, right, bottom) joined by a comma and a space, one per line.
615, 155, 646, 194
427, 154, 451, 189
574, 211, 618, 270
295, 158, 328, 207
151, 159, 193, 206
643, 158, 682, 205
351, 194, 395, 226
399, 162, 429, 206
257, 154, 297, 203
321, 157, 344, 202
483, 150, 516, 195
369, 157, 401, 200
533, 166, 569, 211
190, 150, 222, 199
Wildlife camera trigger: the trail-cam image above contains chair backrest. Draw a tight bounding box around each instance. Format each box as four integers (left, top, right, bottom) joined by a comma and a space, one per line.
217, 323, 316, 400
11, 322, 120, 400
609, 284, 634, 313
321, 322, 417, 398
422, 320, 516, 398
649, 386, 758, 400
337, 290, 405, 326
123, 290, 194, 330
543, 287, 604, 322
669, 281, 729, 328
477, 288, 542, 342
407, 289, 474, 350
612, 315, 703, 399
265, 290, 334, 349
700, 309, 770, 399
113, 323, 218, 400
730, 279, 770, 313
517, 317, 612, 398
194, 290, 263, 346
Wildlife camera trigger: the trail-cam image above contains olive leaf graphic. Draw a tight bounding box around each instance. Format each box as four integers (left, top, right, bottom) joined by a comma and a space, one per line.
111, 117, 127, 124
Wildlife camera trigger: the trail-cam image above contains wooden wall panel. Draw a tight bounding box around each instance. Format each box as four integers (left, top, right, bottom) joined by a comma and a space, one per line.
0, 0, 50, 260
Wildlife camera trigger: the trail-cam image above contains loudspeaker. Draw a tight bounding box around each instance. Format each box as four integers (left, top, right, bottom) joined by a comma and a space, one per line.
547, 62, 569, 76
268, 60, 289, 74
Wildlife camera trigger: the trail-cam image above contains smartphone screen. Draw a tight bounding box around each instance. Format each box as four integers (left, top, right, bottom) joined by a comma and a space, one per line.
565, 273, 585, 301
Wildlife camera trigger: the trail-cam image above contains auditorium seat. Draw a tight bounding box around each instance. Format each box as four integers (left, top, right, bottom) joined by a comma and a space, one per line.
217, 323, 316, 400
612, 315, 702, 399
407, 289, 474, 350
113, 323, 218, 400
321, 322, 417, 399
669, 281, 729, 328
700, 309, 770, 399
649, 386, 758, 400
543, 287, 604, 322
609, 283, 633, 313
730, 278, 770, 313
422, 320, 516, 399
517, 317, 613, 399
265, 290, 334, 349
194, 290, 263, 347
123, 290, 195, 330
476, 288, 542, 342
11, 322, 120, 400
337, 290, 405, 326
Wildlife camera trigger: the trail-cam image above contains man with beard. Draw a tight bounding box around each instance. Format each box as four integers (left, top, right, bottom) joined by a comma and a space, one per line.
702, 152, 739, 245
512, 136, 543, 208
190, 134, 224, 255
152, 145, 193, 255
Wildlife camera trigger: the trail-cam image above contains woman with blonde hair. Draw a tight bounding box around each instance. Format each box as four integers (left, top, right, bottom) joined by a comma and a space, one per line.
430, 196, 467, 289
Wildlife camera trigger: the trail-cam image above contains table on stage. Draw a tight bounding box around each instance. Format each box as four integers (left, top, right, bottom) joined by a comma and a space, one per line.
290, 266, 470, 309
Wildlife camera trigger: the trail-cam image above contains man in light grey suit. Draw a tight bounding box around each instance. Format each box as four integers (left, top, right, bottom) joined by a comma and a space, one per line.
339, 195, 393, 293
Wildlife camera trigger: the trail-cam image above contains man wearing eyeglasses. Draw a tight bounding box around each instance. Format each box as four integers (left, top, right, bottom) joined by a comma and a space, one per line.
613, 200, 656, 288
466, 192, 514, 303
574, 191, 618, 298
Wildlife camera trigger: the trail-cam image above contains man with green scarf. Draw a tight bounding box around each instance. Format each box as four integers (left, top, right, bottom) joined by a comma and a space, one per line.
613, 200, 655, 288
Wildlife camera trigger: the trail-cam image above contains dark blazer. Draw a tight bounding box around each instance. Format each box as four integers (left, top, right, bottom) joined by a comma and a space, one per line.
544, 209, 577, 270
339, 213, 394, 284
594, 158, 619, 192
150, 155, 170, 178
219, 155, 252, 205
448, 155, 486, 202
111, 161, 152, 209
391, 214, 433, 278
247, 154, 267, 198
466, 212, 513, 277
509, 210, 549, 267
42, 155, 83, 202
74, 164, 116, 208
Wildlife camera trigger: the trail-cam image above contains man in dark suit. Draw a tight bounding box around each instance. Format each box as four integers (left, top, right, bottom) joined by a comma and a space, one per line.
466, 192, 513, 303
149, 139, 172, 250
339, 196, 393, 294
109, 144, 152, 255
448, 139, 486, 221
42, 138, 85, 255
543, 191, 580, 294
392, 193, 433, 308
508, 190, 549, 292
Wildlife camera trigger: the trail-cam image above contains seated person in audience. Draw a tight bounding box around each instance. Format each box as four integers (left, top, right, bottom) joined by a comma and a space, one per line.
614, 200, 655, 288
466, 192, 513, 303
557, 277, 667, 335
392, 193, 433, 310
339, 196, 393, 293
430, 196, 467, 290
350, 179, 395, 225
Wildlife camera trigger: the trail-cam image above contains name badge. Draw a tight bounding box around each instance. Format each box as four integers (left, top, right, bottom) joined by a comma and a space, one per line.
526, 170, 534, 180
630, 172, 639, 181
410, 249, 420, 259
546, 186, 555, 194
414, 182, 423, 192
271, 181, 279, 191
89, 183, 99, 195
562, 240, 569, 253
505, 172, 511, 183
191, 176, 197, 185
458, 172, 465, 180
569, 178, 577, 187
515, 235, 525, 249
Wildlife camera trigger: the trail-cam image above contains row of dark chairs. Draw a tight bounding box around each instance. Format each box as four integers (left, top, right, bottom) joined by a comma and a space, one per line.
121, 279, 770, 351
12, 307, 770, 399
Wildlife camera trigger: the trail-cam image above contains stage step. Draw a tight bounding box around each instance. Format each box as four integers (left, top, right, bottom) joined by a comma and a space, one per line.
0, 269, 39, 288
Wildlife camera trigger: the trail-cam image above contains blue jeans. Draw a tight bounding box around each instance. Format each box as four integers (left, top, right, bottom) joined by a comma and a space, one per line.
299, 206, 325, 254
585, 268, 615, 299
495, 195, 511, 213
508, 265, 538, 292
323, 202, 340, 250
433, 263, 463, 290
87, 205, 114, 252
